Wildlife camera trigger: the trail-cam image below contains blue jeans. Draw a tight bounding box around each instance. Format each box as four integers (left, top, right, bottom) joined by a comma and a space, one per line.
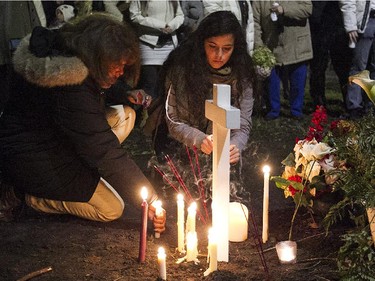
267, 63, 307, 118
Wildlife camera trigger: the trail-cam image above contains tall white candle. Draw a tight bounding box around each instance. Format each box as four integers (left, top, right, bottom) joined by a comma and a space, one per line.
262, 165, 270, 243
154, 200, 162, 238
186, 231, 198, 262
204, 228, 217, 276
157, 247, 167, 280
177, 194, 185, 253
186, 202, 197, 233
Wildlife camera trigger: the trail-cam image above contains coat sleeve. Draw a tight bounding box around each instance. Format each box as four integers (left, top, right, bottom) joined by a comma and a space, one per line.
230, 79, 254, 152
166, 3, 184, 31
55, 83, 157, 206
252, 0, 265, 48
129, 0, 166, 29
339, 0, 358, 33
165, 81, 207, 150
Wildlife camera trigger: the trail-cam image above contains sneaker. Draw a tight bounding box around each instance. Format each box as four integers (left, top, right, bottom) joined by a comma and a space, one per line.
264, 113, 279, 121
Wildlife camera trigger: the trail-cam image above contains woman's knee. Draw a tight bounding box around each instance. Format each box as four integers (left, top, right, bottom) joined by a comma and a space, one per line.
99, 200, 124, 222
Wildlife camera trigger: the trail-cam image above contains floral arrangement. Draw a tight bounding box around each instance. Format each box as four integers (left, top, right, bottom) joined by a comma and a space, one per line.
251, 46, 276, 79
271, 106, 339, 239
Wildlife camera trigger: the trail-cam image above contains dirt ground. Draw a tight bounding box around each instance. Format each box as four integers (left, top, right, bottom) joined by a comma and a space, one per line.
0, 80, 349, 281
0, 121, 348, 281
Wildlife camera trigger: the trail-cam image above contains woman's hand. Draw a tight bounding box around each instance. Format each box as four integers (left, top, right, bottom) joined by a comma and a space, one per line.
148, 203, 166, 234
201, 134, 213, 155
229, 144, 240, 164
127, 89, 152, 108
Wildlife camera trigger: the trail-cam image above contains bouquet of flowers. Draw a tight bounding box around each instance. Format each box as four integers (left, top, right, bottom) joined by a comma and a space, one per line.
271, 106, 338, 239
252, 46, 276, 79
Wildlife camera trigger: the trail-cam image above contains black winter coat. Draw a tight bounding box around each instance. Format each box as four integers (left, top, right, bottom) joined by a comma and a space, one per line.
0, 33, 156, 206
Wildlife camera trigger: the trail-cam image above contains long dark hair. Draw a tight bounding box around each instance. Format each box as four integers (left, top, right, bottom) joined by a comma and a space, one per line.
162, 10, 256, 108
60, 13, 141, 87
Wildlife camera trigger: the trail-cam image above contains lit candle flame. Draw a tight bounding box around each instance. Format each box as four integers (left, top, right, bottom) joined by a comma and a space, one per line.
188, 201, 197, 212
263, 165, 270, 174
158, 247, 165, 256
177, 193, 183, 201
141, 187, 148, 201
154, 200, 162, 216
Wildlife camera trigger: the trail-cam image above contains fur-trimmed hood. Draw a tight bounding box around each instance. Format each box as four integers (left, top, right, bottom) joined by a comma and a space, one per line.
12, 35, 89, 88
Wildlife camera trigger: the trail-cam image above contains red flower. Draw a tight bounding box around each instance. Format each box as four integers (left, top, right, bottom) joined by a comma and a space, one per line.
287, 175, 303, 196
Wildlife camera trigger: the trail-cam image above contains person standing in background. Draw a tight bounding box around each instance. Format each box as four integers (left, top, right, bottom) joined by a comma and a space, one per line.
177, 0, 204, 42
129, 0, 184, 100
340, 0, 375, 119
309, 1, 352, 112
253, 0, 313, 120
202, 0, 254, 54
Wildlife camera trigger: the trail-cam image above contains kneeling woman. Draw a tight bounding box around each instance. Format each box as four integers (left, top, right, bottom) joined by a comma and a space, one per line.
0, 14, 165, 232
163, 11, 256, 164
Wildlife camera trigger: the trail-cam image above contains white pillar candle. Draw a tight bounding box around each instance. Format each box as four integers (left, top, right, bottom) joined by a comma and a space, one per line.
157, 247, 167, 280
186, 202, 197, 233
186, 231, 198, 262
204, 228, 217, 276
229, 202, 248, 242
177, 194, 185, 253
154, 200, 163, 238
262, 165, 270, 243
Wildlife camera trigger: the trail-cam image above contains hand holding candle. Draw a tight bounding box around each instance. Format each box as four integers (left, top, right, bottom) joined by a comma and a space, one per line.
262, 165, 270, 243
149, 202, 166, 235
153, 200, 163, 238
139, 187, 148, 263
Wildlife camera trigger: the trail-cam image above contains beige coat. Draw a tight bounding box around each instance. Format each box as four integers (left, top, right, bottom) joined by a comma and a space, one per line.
252, 0, 313, 66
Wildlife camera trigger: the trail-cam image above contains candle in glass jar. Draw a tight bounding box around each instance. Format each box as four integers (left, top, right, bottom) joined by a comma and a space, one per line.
138, 187, 148, 263
186, 202, 197, 233
157, 247, 167, 280
154, 200, 162, 238
177, 194, 185, 253
262, 165, 270, 243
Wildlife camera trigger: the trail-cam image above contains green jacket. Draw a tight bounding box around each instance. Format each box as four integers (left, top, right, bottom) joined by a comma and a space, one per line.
252, 0, 313, 66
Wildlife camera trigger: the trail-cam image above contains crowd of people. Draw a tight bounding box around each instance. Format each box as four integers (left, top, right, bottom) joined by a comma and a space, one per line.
1, 1, 374, 225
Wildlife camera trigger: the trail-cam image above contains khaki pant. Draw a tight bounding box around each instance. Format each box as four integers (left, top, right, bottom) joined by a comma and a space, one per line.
25, 105, 135, 222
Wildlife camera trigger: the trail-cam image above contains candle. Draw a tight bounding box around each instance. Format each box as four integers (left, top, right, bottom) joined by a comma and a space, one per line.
186, 202, 197, 233
154, 200, 163, 239
229, 202, 248, 242
186, 231, 198, 262
275, 241, 297, 264
204, 228, 217, 276
262, 165, 270, 243
177, 194, 185, 253
157, 247, 167, 280
138, 187, 148, 263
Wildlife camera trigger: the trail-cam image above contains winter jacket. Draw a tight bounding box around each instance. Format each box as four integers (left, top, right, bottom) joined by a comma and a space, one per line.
129, 0, 184, 47
339, 0, 372, 33
252, 0, 313, 65
0, 31, 156, 206
202, 0, 255, 54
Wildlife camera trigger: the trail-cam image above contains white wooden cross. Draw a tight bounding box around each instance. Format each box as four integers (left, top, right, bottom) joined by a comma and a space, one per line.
205, 84, 240, 262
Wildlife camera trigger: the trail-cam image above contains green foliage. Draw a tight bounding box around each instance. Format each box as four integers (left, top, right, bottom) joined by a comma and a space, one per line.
338, 229, 375, 281
323, 111, 375, 279
251, 46, 276, 68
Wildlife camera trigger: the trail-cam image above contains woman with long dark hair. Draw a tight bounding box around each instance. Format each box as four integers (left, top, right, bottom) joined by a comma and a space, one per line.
162, 11, 256, 164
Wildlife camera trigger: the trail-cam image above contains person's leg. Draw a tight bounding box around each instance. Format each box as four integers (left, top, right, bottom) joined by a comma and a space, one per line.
289, 63, 307, 118
25, 178, 124, 222
346, 19, 375, 112
138, 65, 160, 99
106, 105, 136, 144
266, 67, 281, 119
